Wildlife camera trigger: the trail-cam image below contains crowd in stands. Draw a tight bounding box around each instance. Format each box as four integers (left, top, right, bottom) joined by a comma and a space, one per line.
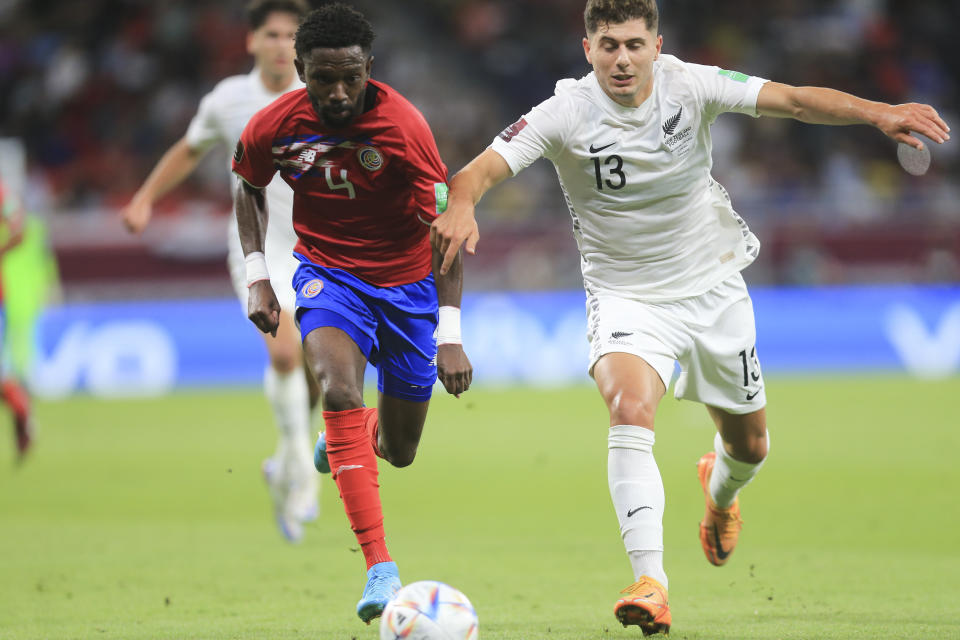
1, 0, 956, 288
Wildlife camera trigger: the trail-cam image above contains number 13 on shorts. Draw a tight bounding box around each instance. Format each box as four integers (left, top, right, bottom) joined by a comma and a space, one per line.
738, 345, 764, 403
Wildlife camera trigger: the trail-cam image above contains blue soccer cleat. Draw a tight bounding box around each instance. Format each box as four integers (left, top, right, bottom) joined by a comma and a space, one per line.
314, 431, 330, 474
357, 561, 401, 623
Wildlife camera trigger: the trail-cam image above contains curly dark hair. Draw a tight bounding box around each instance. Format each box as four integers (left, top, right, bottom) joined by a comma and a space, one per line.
246, 0, 309, 31
584, 0, 659, 35
295, 3, 375, 58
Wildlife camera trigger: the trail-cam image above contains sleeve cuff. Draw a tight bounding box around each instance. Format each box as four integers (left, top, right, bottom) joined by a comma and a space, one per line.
232, 171, 271, 190
746, 77, 771, 118
487, 142, 523, 177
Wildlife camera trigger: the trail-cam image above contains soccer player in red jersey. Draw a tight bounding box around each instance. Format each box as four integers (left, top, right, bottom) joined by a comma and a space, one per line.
0, 180, 33, 462
232, 3, 472, 624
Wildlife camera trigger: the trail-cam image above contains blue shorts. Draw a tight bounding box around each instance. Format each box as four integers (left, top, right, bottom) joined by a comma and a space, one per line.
293, 254, 438, 402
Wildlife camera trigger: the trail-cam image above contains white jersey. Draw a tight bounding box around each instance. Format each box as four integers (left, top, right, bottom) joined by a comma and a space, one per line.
490, 54, 768, 301
185, 67, 302, 258
185, 67, 303, 310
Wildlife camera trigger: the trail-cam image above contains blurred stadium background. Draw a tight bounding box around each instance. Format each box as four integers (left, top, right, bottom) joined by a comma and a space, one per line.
1, 0, 958, 395
1, 2, 958, 639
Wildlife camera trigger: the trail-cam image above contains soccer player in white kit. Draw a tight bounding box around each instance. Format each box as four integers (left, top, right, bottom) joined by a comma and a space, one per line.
432, 0, 950, 634
121, 0, 319, 542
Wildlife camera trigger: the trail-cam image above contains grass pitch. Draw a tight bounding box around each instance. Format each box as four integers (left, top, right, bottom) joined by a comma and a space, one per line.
1, 376, 959, 639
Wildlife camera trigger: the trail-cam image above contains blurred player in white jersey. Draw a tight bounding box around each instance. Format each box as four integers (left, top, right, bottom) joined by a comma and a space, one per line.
121, 0, 318, 542
432, 0, 950, 634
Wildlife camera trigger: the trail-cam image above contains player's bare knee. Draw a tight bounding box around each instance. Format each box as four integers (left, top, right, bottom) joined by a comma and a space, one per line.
306, 379, 321, 410
268, 350, 299, 374
384, 444, 417, 468
318, 379, 363, 412
746, 431, 769, 463
607, 390, 657, 428
728, 431, 768, 464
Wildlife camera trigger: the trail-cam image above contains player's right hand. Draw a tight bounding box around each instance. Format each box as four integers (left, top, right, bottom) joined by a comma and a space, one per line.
247, 281, 281, 337
121, 196, 152, 234
430, 205, 480, 276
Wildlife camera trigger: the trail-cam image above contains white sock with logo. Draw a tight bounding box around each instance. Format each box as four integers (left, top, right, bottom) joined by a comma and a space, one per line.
264, 366, 315, 491
608, 425, 667, 588
708, 430, 770, 509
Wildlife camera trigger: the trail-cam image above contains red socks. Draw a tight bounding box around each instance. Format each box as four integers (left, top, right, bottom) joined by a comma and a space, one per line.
1, 379, 30, 420
323, 408, 390, 569
362, 407, 383, 459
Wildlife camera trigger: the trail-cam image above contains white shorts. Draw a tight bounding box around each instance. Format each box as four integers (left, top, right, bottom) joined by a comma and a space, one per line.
226, 219, 299, 315
587, 273, 766, 414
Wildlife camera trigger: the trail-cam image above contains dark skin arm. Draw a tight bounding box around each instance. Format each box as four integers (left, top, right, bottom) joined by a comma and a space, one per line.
234, 177, 280, 337
433, 245, 472, 397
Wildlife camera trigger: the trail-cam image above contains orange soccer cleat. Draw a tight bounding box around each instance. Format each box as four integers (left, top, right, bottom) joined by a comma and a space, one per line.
614, 576, 671, 636
697, 452, 743, 566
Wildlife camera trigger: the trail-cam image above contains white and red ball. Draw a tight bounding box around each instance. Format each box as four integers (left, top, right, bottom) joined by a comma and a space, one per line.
380, 580, 479, 640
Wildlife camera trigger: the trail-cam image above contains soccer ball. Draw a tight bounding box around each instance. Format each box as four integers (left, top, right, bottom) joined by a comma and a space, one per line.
380, 580, 479, 640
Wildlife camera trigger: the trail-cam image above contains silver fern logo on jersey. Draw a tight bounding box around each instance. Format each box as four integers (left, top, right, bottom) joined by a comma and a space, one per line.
662, 106, 683, 136
357, 146, 383, 171
662, 104, 693, 153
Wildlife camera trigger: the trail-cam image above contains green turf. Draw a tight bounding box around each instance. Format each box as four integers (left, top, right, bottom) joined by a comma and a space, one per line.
2, 376, 959, 639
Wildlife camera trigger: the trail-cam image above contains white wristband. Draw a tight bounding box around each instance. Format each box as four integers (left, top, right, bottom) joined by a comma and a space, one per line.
437, 306, 462, 345
244, 251, 270, 287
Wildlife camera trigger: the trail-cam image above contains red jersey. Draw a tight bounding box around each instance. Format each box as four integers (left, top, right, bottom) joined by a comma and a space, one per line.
232, 80, 447, 287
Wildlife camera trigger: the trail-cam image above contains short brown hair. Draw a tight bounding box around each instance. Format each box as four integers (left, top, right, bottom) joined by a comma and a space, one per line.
247, 0, 309, 31
584, 0, 659, 35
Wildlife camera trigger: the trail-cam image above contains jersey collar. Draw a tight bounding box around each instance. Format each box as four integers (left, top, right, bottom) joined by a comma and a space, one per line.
587, 69, 657, 124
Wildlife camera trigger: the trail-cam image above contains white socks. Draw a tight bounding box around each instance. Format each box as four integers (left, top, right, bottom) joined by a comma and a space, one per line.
608, 425, 667, 587
607, 424, 769, 587
264, 366, 314, 485
708, 430, 769, 509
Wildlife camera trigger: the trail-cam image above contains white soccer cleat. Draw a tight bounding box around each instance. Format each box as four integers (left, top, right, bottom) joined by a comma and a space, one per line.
262, 458, 304, 543
289, 465, 319, 523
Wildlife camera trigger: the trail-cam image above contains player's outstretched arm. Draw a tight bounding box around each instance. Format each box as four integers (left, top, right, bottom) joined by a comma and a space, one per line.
234, 177, 280, 337
122, 137, 206, 234
431, 148, 513, 275
756, 82, 950, 150
432, 245, 472, 398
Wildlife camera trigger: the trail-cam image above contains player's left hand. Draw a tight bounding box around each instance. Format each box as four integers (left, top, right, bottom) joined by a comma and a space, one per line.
875, 103, 950, 149
437, 344, 472, 398
247, 280, 281, 337
431, 207, 480, 276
